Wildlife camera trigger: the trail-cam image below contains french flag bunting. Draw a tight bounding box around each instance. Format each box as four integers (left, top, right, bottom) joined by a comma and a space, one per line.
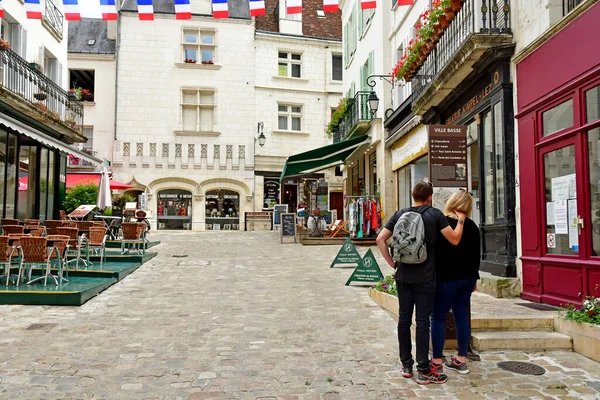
360, 0, 375, 9
323, 0, 338, 12
397, 0, 414, 4
174, 0, 191, 19
99, 0, 118, 20
24, 0, 43, 19
286, 0, 301, 14
137, 0, 154, 20
212, 0, 228, 18
248, 0, 265, 16
62, 0, 81, 21
0, 0, 4, 18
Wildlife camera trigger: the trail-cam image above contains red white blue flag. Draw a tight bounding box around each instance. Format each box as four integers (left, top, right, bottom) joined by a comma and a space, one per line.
361, 0, 375, 9
62, 0, 81, 20
24, 0, 43, 19
248, 0, 265, 16
212, 0, 228, 18
0, 0, 4, 18
174, 0, 191, 19
137, 0, 154, 20
323, 0, 338, 12
286, 0, 301, 14
100, 0, 118, 20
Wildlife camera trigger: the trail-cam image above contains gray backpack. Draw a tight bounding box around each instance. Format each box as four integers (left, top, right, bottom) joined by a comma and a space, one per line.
391, 208, 428, 264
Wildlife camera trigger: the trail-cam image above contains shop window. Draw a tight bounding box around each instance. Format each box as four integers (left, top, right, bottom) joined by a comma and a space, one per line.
157, 190, 193, 230
494, 103, 505, 219
5, 133, 17, 218
586, 84, 600, 123
482, 104, 506, 225
205, 190, 240, 231
370, 152, 377, 195
69, 69, 95, 101
542, 99, 573, 137
589, 128, 600, 257
17, 144, 37, 220
0, 129, 6, 218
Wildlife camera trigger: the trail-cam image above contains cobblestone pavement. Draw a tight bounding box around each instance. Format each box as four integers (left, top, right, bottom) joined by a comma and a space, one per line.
0, 231, 599, 400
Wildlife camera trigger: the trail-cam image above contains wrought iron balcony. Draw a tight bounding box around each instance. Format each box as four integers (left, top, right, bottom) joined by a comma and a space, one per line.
332, 91, 373, 143
563, 0, 584, 15
0, 46, 83, 136
68, 149, 97, 167
43, 0, 64, 38
411, 0, 512, 114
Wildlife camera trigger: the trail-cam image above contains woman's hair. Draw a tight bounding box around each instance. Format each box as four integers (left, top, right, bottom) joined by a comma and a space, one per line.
443, 189, 473, 217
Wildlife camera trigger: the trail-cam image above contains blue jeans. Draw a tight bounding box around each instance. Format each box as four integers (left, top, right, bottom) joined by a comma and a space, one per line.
431, 279, 476, 358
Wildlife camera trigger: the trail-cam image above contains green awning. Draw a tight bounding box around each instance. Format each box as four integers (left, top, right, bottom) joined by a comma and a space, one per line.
280, 135, 369, 181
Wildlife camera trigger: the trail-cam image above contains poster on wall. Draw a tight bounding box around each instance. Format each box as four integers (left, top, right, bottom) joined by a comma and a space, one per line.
428, 125, 468, 188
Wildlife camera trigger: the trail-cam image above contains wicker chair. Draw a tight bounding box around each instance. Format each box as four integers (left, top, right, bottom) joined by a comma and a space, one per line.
76, 221, 95, 240
24, 219, 40, 228
29, 226, 46, 237
17, 237, 59, 286
3, 225, 24, 235
121, 222, 145, 255
1, 219, 20, 227
88, 227, 108, 265
62, 221, 77, 228
57, 227, 90, 269
59, 210, 67, 221
46, 235, 70, 283
0, 236, 19, 286
44, 220, 63, 236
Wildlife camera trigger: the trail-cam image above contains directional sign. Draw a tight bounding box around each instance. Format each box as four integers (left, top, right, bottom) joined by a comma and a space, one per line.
345, 249, 384, 286
330, 237, 361, 268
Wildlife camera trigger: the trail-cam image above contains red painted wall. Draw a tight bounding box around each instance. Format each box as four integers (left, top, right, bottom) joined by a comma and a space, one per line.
517, 2, 600, 112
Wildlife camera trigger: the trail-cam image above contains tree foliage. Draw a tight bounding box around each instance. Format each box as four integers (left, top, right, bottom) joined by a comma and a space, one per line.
63, 184, 98, 212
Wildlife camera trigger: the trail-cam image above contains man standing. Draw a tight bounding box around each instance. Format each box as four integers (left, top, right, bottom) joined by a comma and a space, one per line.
376, 181, 466, 385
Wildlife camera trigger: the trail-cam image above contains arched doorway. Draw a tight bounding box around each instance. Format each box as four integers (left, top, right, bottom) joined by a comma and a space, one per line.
205, 189, 240, 231
157, 189, 192, 230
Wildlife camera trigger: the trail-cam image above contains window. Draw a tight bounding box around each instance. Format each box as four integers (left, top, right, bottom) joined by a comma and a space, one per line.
278, 52, 302, 78
69, 69, 95, 101
82, 127, 93, 150
482, 103, 506, 225
586, 84, 600, 123
493, 102, 505, 219
332, 54, 343, 81
181, 88, 215, 132
278, 104, 302, 131
360, 8, 375, 37
2, 20, 27, 58
542, 99, 573, 137
182, 29, 215, 63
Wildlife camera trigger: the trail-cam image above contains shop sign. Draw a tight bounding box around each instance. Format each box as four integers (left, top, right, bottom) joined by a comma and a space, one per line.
330, 238, 361, 268
391, 125, 428, 171
345, 249, 384, 286
245, 211, 273, 221
158, 193, 192, 199
428, 125, 468, 188
445, 71, 501, 125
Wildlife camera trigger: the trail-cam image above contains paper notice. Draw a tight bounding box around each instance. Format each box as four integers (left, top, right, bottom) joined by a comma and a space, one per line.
554, 200, 568, 234
568, 199, 579, 251
551, 174, 577, 201
546, 202, 555, 225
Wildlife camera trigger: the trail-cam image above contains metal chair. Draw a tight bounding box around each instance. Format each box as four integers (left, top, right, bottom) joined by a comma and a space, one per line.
57, 227, 90, 269
88, 227, 107, 265
3, 225, 24, 235
17, 237, 59, 287
121, 222, 145, 255
46, 235, 70, 283
44, 220, 63, 236
0, 236, 19, 285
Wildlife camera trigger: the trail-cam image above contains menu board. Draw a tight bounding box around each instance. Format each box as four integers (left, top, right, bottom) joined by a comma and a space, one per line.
428, 125, 468, 188
68, 204, 96, 219
273, 204, 288, 226
280, 213, 296, 243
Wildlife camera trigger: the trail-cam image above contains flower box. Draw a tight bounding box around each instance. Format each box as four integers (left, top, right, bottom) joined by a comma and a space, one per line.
554, 316, 600, 362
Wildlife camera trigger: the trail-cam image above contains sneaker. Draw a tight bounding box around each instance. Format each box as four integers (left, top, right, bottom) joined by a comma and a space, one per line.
416, 369, 448, 385
401, 365, 413, 378
430, 360, 444, 374
444, 356, 470, 374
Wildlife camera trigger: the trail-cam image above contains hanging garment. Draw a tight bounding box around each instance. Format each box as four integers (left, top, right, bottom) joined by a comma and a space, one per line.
357, 200, 364, 239
371, 201, 378, 229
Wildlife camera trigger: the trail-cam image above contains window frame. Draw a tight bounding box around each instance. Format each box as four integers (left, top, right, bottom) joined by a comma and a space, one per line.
277, 103, 303, 132
331, 53, 343, 81
180, 87, 216, 132
182, 28, 216, 64
278, 51, 303, 78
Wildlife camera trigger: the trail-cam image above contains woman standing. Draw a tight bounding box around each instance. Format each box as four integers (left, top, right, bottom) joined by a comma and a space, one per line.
431, 189, 480, 374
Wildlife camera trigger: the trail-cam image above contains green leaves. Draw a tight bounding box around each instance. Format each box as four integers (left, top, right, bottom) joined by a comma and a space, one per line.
63, 183, 98, 213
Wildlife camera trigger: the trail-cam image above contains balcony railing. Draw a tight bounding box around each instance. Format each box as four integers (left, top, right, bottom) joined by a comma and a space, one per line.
68, 149, 96, 167
563, 0, 584, 15
43, 0, 64, 37
0, 47, 83, 133
411, 0, 511, 105
332, 91, 372, 143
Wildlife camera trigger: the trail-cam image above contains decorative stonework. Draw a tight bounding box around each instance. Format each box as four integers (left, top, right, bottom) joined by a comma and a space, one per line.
136, 142, 143, 156
175, 143, 182, 157
162, 143, 169, 157
214, 144, 220, 158
226, 145, 233, 159
150, 143, 156, 157
239, 145, 245, 159
188, 144, 195, 158
123, 142, 130, 156
201, 144, 207, 158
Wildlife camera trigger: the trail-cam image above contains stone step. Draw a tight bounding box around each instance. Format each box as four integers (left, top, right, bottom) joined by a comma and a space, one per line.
471, 316, 555, 331
472, 331, 572, 351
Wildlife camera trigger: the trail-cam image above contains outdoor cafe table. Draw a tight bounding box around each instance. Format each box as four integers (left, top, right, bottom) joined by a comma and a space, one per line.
94, 215, 122, 240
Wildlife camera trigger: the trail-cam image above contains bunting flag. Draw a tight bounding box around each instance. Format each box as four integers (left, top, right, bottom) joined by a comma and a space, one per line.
0, 0, 4, 18
248, 0, 265, 16
24, 0, 43, 19
62, 0, 81, 20
360, 0, 375, 9
323, 0, 338, 12
174, 0, 191, 19
99, 0, 118, 20
212, 0, 228, 18
397, 0, 414, 4
137, 0, 154, 20
286, 0, 301, 14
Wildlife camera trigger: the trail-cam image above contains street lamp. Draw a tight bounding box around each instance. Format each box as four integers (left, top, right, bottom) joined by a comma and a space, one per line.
253, 122, 267, 214
256, 122, 266, 147
368, 91, 379, 115
366, 74, 395, 118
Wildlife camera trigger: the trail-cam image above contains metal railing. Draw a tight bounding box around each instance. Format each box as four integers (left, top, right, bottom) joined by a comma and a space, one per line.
563, 0, 584, 15
335, 91, 372, 142
44, 0, 64, 36
0, 47, 83, 133
412, 0, 511, 104
68, 149, 96, 167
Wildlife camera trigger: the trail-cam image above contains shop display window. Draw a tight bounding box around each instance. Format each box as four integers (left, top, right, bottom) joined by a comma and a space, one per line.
157, 189, 192, 230
205, 190, 239, 230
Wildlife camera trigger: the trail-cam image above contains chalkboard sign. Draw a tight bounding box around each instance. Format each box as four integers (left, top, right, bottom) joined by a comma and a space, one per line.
280, 213, 297, 244
273, 204, 288, 227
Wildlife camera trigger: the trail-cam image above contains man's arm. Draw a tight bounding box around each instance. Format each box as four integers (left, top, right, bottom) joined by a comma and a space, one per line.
440, 211, 467, 245
376, 228, 395, 268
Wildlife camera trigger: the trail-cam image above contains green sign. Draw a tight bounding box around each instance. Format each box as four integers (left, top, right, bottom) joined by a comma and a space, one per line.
330, 238, 362, 268
345, 249, 384, 286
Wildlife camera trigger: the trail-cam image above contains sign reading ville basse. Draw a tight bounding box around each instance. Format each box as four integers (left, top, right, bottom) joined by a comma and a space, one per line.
428, 125, 468, 188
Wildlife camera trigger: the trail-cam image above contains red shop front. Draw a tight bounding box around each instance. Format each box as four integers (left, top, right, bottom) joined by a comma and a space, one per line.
516, 2, 600, 305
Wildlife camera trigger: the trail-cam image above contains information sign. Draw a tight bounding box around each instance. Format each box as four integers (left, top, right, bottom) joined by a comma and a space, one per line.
330, 238, 362, 268
280, 213, 296, 244
345, 249, 384, 286
428, 125, 468, 188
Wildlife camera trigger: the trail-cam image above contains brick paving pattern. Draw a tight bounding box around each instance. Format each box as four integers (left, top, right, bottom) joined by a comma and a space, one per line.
0, 231, 598, 399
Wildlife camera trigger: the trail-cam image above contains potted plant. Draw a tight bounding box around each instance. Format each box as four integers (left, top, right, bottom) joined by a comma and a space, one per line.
442, 0, 455, 21
80, 88, 93, 101
65, 119, 77, 127
0, 38, 10, 50
555, 292, 600, 362
201, 60, 214, 65
70, 86, 83, 100
33, 92, 48, 101
325, 98, 349, 138
184, 58, 196, 64
29, 62, 43, 72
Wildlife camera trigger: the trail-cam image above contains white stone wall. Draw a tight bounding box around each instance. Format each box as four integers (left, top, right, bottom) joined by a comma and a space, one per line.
68, 54, 116, 161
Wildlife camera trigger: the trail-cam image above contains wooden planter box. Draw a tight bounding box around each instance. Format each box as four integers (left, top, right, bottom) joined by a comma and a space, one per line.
554, 316, 600, 362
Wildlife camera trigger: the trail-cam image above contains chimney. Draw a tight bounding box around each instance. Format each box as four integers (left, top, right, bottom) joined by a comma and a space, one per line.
107, 21, 117, 40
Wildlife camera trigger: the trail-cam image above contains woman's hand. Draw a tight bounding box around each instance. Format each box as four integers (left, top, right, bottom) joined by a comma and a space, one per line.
455, 210, 467, 221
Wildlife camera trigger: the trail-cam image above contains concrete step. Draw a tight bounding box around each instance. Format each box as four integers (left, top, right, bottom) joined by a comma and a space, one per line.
472, 331, 572, 351
471, 316, 555, 331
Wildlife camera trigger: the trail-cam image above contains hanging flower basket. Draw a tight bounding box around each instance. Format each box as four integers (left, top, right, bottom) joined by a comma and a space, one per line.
451, 0, 462, 12
445, 7, 455, 21
439, 14, 449, 28
33, 92, 47, 101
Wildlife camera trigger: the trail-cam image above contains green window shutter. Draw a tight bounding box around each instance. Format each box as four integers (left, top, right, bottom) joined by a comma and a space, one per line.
358, 6, 363, 40
360, 65, 367, 92
368, 51, 374, 77
343, 24, 348, 66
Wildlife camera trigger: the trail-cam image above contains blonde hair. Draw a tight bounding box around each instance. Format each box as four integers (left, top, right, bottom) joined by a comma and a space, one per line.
443, 190, 473, 217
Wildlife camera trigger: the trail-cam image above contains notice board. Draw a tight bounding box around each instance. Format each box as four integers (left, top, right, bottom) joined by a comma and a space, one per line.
280, 213, 297, 244
428, 125, 468, 188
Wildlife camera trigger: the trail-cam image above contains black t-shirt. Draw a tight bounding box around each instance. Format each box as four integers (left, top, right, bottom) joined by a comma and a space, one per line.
384, 205, 449, 284
435, 217, 481, 282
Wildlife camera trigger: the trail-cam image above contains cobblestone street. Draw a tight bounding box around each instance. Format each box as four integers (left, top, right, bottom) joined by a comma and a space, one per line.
0, 231, 598, 399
